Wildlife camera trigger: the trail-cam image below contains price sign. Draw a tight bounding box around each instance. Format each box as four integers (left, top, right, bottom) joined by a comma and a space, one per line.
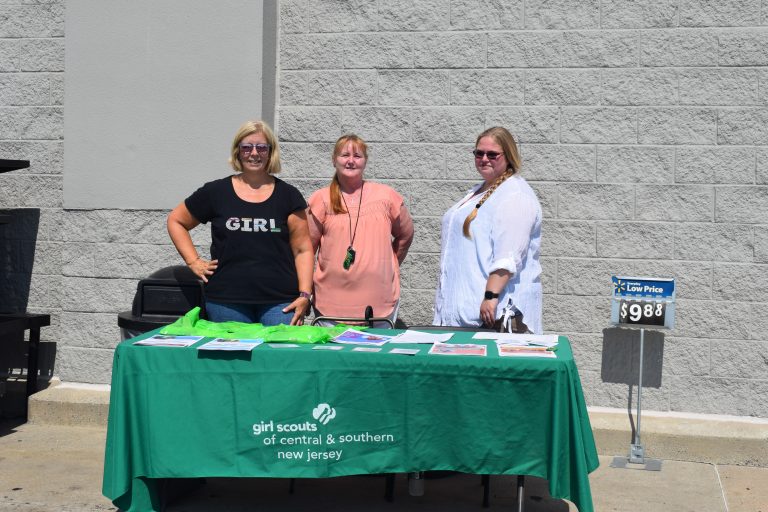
618, 299, 666, 326
611, 276, 675, 329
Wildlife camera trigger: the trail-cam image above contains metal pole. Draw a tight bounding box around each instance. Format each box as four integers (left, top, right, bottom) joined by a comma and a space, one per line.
636, 328, 644, 445
629, 328, 645, 463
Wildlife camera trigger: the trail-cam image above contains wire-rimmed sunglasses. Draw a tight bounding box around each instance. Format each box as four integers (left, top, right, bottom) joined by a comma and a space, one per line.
473, 150, 503, 160
239, 143, 271, 155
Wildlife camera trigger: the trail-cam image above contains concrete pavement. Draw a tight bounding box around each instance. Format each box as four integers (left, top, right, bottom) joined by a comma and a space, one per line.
1, 418, 767, 512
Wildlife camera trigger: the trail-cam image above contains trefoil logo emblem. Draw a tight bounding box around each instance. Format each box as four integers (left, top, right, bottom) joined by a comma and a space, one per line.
312, 403, 336, 425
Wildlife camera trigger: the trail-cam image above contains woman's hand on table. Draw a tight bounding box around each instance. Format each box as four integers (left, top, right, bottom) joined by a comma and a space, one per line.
188, 257, 218, 283
480, 298, 498, 328
283, 296, 311, 326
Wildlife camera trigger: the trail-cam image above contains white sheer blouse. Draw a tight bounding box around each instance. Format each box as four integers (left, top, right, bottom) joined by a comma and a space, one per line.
433, 175, 543, 333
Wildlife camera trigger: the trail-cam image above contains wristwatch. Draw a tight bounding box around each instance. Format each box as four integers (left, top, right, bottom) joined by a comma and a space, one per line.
484, 291, 499, 300
299, 291, 312, 301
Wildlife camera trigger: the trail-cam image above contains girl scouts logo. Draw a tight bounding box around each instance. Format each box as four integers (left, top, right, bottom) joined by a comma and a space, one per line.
312, 403, 336, 425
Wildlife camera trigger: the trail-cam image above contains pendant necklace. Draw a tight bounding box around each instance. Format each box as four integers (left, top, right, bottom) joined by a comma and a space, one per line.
340, 182, 363, 270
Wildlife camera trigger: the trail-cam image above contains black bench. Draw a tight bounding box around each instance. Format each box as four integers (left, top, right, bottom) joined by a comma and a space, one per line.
0, 313, 51, 398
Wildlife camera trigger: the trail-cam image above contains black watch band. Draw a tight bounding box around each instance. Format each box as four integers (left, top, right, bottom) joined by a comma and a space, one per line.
484, 291, 499, 300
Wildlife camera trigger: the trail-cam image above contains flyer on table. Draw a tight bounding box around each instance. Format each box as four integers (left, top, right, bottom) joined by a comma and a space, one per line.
133, 335, 203, 347
428, 343, 487, 356
332, 329, 394, 346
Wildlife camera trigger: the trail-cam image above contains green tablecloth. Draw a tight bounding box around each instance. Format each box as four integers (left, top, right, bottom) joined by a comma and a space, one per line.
102, 330, 599, 512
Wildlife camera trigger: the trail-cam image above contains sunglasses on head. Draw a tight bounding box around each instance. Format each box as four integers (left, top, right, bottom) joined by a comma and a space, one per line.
473, 150, 502, 160
239, 143, 271, 154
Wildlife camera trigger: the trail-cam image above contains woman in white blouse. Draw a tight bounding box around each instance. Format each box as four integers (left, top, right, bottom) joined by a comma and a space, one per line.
433, 126, 543, 333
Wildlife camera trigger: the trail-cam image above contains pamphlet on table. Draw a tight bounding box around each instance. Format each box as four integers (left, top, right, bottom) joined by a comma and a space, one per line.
428, 343, 487, 356
133, 335, 203, 347
472, 332, 559, 347
197, 338, 263, 351
496, 344, 556, 358
388, 330, 454, 344
332, 329, 394, 346
389, 348, 420, 355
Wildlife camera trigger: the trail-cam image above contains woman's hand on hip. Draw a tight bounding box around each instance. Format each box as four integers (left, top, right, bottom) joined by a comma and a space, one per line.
188, 258, 218, 283
480, 298, 498, 328
283, 296, 311, 326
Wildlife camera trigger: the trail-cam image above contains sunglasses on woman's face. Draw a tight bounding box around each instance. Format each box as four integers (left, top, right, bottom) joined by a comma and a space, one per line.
473, 150, 502, 160
239, 143, 271, 155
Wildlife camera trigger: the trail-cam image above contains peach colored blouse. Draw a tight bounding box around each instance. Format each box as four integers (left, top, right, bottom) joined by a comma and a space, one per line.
307, 182, 414, 318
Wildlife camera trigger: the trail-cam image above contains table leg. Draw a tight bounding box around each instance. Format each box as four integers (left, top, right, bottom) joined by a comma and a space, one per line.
516, 475, 525, 512
25, 326, 40, 398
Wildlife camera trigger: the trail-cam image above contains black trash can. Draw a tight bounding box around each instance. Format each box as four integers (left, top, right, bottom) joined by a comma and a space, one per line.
117, 265, 205, 340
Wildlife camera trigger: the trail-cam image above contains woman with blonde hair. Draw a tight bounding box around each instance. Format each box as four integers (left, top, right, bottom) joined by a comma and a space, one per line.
307, 134, 414, 326
167, 120, 313, 325
433, 126, 542, 332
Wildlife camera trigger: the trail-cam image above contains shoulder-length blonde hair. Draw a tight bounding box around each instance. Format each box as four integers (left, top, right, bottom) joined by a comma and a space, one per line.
228, 120, 281, 175
329, 134, 368, 214
463, 127, 522, 238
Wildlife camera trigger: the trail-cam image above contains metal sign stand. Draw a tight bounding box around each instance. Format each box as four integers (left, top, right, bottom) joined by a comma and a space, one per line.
610, 327, 662, 471
609, 276, 674, 472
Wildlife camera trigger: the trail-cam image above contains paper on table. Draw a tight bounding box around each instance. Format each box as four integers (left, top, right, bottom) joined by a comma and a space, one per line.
133, 335, 203, 347
388, 330, 454, 344
497, 344, 556, 358
197, 338, 263, 351
428, 343, 487, 356
388, 348, 420, 355
473, 332, 559, 346
332, 329, 394, 346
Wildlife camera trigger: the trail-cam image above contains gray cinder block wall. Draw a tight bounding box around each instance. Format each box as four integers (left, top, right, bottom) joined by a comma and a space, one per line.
1, 0, 768, 418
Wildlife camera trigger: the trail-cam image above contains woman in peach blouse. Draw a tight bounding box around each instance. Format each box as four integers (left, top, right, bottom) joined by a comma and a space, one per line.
307, 134, 414, 326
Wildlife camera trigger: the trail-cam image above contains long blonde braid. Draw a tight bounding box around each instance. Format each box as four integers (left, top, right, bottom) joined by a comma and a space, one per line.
462, 169, 514, 239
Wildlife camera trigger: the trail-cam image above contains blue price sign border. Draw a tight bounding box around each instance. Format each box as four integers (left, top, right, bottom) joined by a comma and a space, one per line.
611, 276, 675, 329
612, 276, 675, 299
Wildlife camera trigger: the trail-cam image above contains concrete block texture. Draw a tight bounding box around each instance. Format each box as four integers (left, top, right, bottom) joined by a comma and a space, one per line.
378, 0, 450, 31
635, 185, 714, 222
640, 29, 719, 67
19, 38, 64, 72
4, 0, 768, 419
674, 223, 755, 262
449, 0, 523, 31
561, 107, 637, 144
602, 68, 678, 106
718, 108, 768, 145
307, 0, 378, 33
680, 0, 762, 27
413, 33, 485, 69
638, 107, 718, 145
715, 186, 768, 223
602, 0, 678, 28
450, 69, 525, 106
676, 146, 756, 184
597, 146, 675, 183
344, 34, 413, 69
0, 39, 20, 72
525, 0, 599, 29
679, 68, 760, 106
522, 144, 596, 182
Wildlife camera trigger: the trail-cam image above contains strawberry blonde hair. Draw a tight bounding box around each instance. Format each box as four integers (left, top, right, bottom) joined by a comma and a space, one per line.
329, 134, 368, 214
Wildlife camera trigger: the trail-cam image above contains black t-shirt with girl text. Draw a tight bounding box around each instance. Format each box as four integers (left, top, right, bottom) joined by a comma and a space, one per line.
185, 176, 307, 304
